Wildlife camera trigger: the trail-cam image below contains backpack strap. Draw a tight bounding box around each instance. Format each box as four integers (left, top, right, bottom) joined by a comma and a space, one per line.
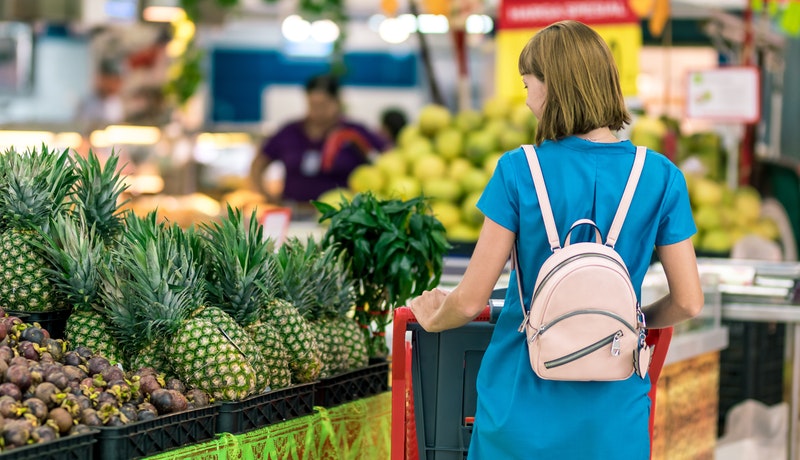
605, 146, 647, 248
521, 144, 560, 251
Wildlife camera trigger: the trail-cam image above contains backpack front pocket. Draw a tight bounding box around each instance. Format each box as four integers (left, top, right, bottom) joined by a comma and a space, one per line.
544, 330, 622, 369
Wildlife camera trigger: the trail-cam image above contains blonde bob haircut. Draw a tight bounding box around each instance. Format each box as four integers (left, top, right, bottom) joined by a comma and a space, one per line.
519, 20, 631, 145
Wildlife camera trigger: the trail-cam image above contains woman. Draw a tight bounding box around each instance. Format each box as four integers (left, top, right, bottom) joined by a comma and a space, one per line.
249, 74, 388, 206
409, 20, 704, 458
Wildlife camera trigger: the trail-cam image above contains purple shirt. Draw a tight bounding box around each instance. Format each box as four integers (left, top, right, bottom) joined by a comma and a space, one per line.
262, 119, 388, 202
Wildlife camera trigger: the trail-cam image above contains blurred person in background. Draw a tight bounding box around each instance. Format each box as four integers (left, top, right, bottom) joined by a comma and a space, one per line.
379, 107, 408, 146
249, 73, 389, 210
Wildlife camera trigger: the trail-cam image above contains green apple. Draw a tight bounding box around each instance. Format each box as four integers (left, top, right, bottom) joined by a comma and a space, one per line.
483, 152, 503, 176
454, 109, 484, 132
447, 223, 481, 242
459, 167, 489, 194
461, 191, 484, 226
385, 176, 422, 200
448, 158, 473, 181
423, 177, 462, 203
374, 150, 407, 176
347, 164, 385, 194
418, 104, 452, 137
397, 124, 423, 149
412, 154, 447, 181
499, 128, 528, 151
435, 128, 464, 160
430, 201, 462, 230
465, 130, 499, 165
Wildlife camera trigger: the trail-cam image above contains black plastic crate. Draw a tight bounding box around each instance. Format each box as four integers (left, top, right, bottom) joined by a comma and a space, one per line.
7, 310, 69, 340
94, 405, 219, 459
315, 360, 390, 408
0, 430, 97, 460
718, 320, 786, 436
216, 382, 316, 434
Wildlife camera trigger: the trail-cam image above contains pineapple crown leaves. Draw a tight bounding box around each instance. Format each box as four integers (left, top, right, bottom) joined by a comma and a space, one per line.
71, 149, 130, 244
31, 213, 106, 313
108, 213, 207, 342
272, 237, 319, 319
200, 205, 272, 327
0, 145, 78, 231
313, 191, 451, 311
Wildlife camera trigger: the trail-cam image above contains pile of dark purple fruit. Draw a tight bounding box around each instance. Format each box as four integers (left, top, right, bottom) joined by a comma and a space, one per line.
0, 308, 212, 452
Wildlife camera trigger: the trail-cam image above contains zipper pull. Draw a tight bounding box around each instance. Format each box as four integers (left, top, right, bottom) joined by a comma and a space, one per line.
611, 331, 623, 356
518, 311, 530, 333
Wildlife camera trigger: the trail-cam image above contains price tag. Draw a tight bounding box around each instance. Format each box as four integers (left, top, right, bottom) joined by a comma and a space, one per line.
258, 207, 292, 245
686, 67, 760, 123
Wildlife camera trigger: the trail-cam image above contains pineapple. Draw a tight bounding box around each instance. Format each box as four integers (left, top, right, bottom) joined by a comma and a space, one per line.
35, 214, 124, 364
275, 238, 345, 379
0, 146, 77, 312
265, 239, 322, 383
107, 213, 257, 400
327, 248, 369, 371
52, 149, 129, 363
200, 206, 289, 391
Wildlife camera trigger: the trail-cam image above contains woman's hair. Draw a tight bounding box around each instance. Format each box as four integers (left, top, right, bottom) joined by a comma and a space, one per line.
305, 73, 341, 99
518, 20, 631, 144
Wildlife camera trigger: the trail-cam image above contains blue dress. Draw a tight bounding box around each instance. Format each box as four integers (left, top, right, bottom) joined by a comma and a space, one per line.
470, 136, 696, 459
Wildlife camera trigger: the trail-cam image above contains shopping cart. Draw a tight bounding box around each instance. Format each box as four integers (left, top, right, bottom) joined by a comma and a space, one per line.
391, 304, 673, 460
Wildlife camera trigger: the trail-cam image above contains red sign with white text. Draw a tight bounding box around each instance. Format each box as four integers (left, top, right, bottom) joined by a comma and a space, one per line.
498, 0, 639, 29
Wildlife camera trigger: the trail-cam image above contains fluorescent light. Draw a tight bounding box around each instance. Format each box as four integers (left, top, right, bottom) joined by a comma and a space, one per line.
311, 19, 340, 44
466, 15, 493, 34
91, 126, 161, 147
282, 15, 311, 42
379, 17, 411, 44
417, 14, 449, 34
0, 131, 55, 150
142, 6, 184, 22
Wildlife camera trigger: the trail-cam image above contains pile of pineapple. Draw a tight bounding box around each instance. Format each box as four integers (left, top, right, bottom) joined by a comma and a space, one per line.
0, 145, 369, 409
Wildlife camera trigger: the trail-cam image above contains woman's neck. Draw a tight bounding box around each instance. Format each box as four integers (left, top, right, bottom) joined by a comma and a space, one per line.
575, 127, 619, 143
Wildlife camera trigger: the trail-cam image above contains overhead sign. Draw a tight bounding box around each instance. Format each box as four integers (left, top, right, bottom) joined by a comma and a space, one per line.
686, 66, 761, 123
498, 0, 639, 29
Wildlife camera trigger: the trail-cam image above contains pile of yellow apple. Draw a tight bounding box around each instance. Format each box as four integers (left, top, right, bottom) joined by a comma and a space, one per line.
686, 174, 780, 254
320, 99, 537, 243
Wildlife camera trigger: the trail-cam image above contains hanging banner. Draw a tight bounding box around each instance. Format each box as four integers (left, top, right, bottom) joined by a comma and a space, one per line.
498, 0, 640, 29
494, 0, 642, 100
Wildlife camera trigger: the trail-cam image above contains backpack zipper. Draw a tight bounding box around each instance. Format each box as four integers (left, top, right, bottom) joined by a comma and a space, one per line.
543, 330, 623, 369
529, 309, 636, 344
531, 252, 631, 306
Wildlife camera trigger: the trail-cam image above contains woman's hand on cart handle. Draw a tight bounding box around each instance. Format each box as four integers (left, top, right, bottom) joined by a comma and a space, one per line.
408, 288, 451, 332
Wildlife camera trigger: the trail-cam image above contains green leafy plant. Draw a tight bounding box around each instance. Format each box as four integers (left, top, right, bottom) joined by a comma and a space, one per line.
313, 192, 450, 357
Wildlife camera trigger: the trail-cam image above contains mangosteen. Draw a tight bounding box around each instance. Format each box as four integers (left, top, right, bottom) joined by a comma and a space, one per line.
59, 393, 82, 417
22, 398, 48, 423
0, 395, 20, 418
79, 377, 95, 390
41, 338, 64, 362
164, 377, 186, 393
132, 367, 158, 378
185, 388, 211, 408
63, 351, 83, 367
119, 403, 138, 423
17, 341, 39, 361
70, 423, 93, 435
39, 352, 55, 364
79, 408, 103, 426
138, 374, 162, 395
96, 391, 119, 408
0, 346, 11, 365
102, 365, 124, 383
47, 407, 73, 434
150, 388, 188, 415
2, 418, 32, 448
30, 424, 57, 443
0, 382, 22, 401
87, 356, 110, 376
73, 394, 92, 411
5, 364, 31, 393
62, 364, 88, 383
33, 381, 59, 408
0, 322, 7, 341
9, 356, 27, 368
106, 414, 126, 426
137, 401, 158, 420
45, 370, 69, 391
73, 346, 93, 360
20, 326, 46, 346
